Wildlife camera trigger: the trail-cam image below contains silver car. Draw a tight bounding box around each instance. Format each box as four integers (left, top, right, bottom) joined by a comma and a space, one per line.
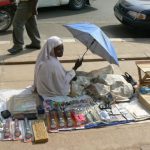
38, 0, 96, 10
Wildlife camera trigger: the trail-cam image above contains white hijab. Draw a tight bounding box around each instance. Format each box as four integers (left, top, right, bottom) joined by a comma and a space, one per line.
35, 36, 63, 70
33, 36, 75, 97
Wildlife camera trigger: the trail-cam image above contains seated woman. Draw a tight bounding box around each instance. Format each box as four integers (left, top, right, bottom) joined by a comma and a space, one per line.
33, 36, 82, 97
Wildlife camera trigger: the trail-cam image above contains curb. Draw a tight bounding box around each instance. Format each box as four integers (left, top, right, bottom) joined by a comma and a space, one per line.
0, 56, 149, 65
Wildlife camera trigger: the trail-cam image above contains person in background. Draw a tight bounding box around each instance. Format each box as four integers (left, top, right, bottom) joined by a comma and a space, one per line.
8, 0, 41, 55
33, 36, 83, 97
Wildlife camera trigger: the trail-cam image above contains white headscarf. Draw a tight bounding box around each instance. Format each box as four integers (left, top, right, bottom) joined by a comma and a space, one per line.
35, 36, 63, 68
33, 36, 75, 97
33, 36, 63, 90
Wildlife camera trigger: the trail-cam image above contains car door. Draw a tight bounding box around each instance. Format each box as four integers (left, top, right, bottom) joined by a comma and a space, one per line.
38, 0, 61, 8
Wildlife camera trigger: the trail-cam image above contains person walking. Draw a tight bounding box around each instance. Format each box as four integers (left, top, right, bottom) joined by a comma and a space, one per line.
8, 0, 41, 55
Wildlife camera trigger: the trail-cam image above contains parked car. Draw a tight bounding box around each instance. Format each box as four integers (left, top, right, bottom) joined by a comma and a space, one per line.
38, 0, 95, 10
114, 0, 150, 29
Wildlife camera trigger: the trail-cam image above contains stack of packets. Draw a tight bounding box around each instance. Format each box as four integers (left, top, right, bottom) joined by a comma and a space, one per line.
43, 95, 135, 132
0, 117, 48, 143
0, 118, 33, 142
7, 94, 37, 119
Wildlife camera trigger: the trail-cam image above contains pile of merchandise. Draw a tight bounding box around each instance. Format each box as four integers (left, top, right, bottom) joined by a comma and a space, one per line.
43, 94, 150, 132
0, 91, 150, 143
0, 94, 48, 143
0, 64, 149, 144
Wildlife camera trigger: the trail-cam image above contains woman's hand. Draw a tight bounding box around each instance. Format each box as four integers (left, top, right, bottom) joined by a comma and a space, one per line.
73, 58, 83, 71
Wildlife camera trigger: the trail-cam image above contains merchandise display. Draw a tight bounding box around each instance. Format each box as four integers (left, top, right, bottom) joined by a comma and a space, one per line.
0, 61, 150, 144
0, 91, 149, 144
43, 96, 138, 132
0, 92, 149, 143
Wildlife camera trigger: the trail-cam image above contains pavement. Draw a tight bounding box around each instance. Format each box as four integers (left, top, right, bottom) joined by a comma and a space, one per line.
0, 38, 150, 150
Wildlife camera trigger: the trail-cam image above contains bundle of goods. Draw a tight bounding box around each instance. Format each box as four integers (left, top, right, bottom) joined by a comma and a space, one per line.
7, 94, 37, 119
44, 97, 94, 132
0, 93, 48, 143
0, 117, 33, 142
0, 116, 48, 143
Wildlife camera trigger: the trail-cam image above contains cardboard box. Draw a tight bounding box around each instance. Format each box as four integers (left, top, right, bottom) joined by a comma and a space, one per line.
139, 93, 150, 110
32, 120, 48, 143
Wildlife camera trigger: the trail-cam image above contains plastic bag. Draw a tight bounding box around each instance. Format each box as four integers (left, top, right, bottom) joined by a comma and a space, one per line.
98, 74, 133, 101
70, 76, 91, 97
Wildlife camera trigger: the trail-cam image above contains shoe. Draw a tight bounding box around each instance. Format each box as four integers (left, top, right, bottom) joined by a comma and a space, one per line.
8, 47, 23, 55
25, 44, 41, 49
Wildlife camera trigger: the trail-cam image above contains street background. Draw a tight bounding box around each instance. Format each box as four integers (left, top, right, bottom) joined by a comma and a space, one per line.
0, 0, 150, 149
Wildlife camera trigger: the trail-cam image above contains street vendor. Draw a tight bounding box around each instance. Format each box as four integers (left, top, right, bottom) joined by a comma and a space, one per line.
33, 36, 82, 97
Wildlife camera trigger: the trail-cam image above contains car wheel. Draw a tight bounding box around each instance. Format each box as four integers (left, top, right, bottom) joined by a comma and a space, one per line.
0, 9, 13, 32
68, 0, 86, 10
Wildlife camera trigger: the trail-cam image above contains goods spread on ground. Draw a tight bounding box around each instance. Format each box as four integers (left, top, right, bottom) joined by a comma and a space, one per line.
0, 64, 149, 144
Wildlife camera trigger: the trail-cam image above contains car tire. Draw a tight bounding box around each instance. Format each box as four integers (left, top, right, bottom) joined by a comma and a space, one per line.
0, 9, 13, 32
68, 0, 86, 10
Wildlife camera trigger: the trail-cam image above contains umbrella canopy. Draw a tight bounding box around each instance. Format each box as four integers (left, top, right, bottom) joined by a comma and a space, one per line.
64, 23, 119, 65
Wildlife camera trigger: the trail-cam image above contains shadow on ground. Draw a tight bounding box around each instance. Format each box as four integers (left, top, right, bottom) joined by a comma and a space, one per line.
38, 5, 97, 20
0, 49, 40, 64
101, 24, 150, 44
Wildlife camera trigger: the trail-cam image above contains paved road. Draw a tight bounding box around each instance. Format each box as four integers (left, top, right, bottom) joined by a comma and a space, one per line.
1, 0, 150, 42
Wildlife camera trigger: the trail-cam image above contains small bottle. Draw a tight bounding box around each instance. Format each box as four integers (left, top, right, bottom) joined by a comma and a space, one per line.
57, 110, 65, 128
65, 111, 73, 127
50, 111, 57, 129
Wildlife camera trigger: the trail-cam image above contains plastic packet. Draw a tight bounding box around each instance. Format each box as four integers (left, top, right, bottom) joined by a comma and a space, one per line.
3, 118, 13, 141
12, 119, 23, 141
23, 118, 33, 143
99, 110, 111, 122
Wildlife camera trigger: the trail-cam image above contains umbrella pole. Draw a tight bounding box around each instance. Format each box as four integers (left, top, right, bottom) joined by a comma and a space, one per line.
81, 48, 89, 59
81, 39, 95, 59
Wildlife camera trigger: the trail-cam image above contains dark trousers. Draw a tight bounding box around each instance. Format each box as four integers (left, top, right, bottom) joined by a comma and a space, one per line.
12, 1, 40, 49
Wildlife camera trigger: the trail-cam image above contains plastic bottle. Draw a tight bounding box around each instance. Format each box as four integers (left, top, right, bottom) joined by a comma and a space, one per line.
140, 87, 150, 94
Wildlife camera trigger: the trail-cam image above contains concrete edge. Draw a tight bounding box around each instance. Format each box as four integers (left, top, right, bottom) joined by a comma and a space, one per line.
0, 57, 149, 65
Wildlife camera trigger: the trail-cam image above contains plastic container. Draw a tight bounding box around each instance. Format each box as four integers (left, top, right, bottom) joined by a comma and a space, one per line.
140, 87, 150, 94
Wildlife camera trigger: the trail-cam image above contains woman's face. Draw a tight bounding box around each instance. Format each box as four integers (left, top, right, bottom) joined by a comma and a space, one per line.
54, 44, 64, 57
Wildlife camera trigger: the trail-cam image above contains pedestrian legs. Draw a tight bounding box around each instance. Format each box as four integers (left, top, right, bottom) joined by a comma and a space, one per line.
12, 2, 31, 49
25, 15, 41, 46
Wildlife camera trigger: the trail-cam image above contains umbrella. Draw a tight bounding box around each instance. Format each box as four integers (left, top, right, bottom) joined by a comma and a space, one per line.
64, 23, 119, 65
